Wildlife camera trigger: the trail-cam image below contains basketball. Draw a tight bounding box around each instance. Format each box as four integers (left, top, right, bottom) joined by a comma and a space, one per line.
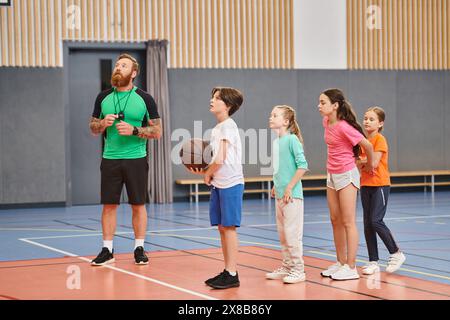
179, 138, 213, 170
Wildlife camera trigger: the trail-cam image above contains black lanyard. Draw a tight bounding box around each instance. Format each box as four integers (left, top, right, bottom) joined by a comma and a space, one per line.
113, 87, 133, 120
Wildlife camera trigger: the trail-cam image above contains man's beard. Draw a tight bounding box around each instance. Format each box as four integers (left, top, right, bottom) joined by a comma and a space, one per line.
111, 71, 132, 87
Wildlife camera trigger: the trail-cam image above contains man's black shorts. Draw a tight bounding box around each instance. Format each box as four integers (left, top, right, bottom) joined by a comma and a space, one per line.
100, 157, 148, 205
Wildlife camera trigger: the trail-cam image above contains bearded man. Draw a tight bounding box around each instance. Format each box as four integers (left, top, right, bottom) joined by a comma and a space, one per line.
89, 53, 161, 266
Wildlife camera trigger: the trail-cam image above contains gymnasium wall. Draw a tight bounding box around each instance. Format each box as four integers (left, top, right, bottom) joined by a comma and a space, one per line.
1, 0, 450, 204
169, 69, 450, 199
0, 68, 66, 205
1, 68, 449, 204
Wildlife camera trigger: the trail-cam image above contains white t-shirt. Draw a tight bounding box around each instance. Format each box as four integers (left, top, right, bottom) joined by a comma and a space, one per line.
209, 118, 244, 188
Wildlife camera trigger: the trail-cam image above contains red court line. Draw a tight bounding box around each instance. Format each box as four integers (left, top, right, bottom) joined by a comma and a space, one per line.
0, 246, 448, 300
0, 294, 19, 300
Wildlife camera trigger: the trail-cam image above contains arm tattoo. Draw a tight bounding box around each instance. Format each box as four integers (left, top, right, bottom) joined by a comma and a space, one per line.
137, 118, 162, 139
89, 117, 105, 135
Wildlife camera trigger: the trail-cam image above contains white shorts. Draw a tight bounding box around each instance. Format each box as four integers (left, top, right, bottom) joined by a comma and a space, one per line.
327, 166, 360, 191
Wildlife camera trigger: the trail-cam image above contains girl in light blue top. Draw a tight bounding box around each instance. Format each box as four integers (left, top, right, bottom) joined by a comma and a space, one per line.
266, 105, 308, 284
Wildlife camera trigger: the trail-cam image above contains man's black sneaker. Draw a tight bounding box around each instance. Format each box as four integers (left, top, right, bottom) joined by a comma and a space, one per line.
91, 247, 115, 266
205, 270, 227, 285
207, 270, 240, 289
134, 246, 149, 265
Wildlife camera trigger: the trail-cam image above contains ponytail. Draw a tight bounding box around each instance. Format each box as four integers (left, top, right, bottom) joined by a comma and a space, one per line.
322, 89, 366, 158
289, 119, 304, 145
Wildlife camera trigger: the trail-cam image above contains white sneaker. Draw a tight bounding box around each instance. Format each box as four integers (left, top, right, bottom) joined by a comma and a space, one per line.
320, 262, 342, 277
331, 264, 360, 280
283, 270, 306, 284
362, 261, 380, 275
386, 251, 406, 273
266, 266, 290, 280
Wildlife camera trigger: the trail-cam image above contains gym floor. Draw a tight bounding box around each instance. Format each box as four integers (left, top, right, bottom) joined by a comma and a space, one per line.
0, 191, 449, 300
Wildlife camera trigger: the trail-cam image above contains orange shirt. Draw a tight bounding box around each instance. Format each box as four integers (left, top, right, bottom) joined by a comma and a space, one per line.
360, 133, 391, 186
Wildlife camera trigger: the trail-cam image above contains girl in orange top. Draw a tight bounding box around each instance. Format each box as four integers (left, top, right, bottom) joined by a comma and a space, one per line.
358, 107, 406, 275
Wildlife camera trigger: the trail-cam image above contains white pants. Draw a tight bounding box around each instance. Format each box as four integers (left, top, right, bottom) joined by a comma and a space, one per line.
275, 198, 305, 273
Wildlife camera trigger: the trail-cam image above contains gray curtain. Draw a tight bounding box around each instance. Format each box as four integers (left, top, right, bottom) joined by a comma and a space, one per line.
146, 40, 173, 203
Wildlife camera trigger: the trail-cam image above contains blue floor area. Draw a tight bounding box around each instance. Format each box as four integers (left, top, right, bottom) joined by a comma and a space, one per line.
1, 191, 449, 285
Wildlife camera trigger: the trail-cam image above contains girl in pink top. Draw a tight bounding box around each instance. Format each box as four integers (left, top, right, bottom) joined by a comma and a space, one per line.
318, 88, 375, 281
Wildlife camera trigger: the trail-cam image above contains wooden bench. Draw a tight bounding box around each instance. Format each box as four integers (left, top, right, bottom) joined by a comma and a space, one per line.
389, 170, 450, 193
176, 170, 450, 203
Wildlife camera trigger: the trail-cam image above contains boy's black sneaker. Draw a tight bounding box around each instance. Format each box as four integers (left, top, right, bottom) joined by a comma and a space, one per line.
134, 246, 149, 265
208, 270, 240, 289
205, 270, 227, 285
91, 247, 115, 266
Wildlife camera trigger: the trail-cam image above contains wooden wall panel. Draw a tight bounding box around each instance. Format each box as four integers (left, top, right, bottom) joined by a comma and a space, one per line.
348, 0, 450, 70
0, 0, 294, 68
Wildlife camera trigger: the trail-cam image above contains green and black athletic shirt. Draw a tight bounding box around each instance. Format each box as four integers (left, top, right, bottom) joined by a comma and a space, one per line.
92, 86, 160, 160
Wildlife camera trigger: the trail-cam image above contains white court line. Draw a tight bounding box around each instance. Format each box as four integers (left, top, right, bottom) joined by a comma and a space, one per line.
249, 214, 450, 227
19, 238, 218, 300
17, 214, 450, 240
0, 226, 217, 234
150, 226, 217, 233
150, 233, 282, 248
21, 226, 218, 240
0, 228, 101, 232
254, 214, 450, 225
23, 232, 126, 240
18, 234, 450, 285
129, 234, 450, 282
246, 224, 277, 227
383, 214, 450, 221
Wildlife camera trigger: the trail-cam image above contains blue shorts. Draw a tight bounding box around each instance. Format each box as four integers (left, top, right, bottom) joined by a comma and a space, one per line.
209, 184, 244, 227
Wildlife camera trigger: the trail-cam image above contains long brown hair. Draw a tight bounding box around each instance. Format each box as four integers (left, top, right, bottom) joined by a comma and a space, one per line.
322, 88, 365, 157
274, 105, 304, 145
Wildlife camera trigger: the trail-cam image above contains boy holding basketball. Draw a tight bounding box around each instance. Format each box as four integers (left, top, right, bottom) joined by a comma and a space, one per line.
189, 87, 244, 289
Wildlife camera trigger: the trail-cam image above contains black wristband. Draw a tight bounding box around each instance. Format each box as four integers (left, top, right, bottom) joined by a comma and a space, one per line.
132, 126, 139, 136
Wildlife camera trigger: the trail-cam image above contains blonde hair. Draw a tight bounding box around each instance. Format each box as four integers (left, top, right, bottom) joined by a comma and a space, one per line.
274, 105, 304, 144
366, 106, 386, 132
